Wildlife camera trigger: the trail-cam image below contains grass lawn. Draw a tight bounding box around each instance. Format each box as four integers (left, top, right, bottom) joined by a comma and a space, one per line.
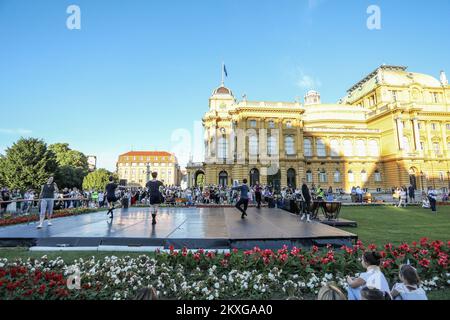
339, 205, 450, 246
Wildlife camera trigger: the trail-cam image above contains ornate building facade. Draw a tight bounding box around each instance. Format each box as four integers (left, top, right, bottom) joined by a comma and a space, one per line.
117, 151, 181, 187
186, 65, 450, 193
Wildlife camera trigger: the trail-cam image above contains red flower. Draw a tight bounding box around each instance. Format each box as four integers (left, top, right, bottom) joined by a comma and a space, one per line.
312, 245, 319, 253
379, 251, 386, 258
419, 258, 430, 268
420, 249, 429, 255
382, 259, 393, 269
224, 252, 231, 259
384, 243, 393, 251
367, 244, 377, 251
279, 254, 288, 263
38, 284, 46, 294
321, 257, 330, 265
420, 237, 429, 247
232, 248, 238, 254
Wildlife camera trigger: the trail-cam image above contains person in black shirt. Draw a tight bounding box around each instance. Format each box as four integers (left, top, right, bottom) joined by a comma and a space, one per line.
145, 172, 164, 225
232, 179, 250, 219
301, 179, 312, 223
105, 176, 119, 219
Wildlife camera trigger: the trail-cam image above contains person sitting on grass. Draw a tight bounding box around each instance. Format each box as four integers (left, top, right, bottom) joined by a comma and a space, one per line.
346, 251, 391, 300
391, 264, 428, 300
421, 192, 430, 208
360, 287, 390, 300
317, 282, 347, 300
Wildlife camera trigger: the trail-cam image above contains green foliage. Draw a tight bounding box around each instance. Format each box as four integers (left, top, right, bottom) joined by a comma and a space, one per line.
0, 138, 57, 190
48, 143, 89, 189
82, 169, 112, 191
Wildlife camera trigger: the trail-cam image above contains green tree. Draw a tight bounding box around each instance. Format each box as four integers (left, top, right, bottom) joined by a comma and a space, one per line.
82, 169, 113, 191
49, 143, 89, 189
0, 138, 57, 190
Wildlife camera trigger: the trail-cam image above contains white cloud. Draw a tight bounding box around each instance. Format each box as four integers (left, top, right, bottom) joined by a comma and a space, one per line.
296, 70, 322, 90
0, 128, 32, 135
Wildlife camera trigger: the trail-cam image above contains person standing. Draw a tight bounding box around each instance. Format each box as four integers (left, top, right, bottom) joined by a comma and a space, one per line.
427, 187, 437, 213
233, 179, 250, 219
105, 176, 120, 219
37, 176, 59, 229
254, 182, 262, 209
300, 179, 312, 223
146, 172, 164, 225
408, 185, 415, 204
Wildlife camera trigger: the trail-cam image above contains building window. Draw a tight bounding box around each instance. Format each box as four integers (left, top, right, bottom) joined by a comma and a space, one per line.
249, 120, 257, 128
433, 142, 441, 155
402, 137, 410, 153
286, 121, 292, 128
369, 140, 379, 157
439, 171, 445, 182
268, 120, 275, 128
316, 139, 326, 157
376, 188, 382, 192
318, 170, 327, 183
267, 136, 277, 156
304, 139, 312, 157
285, 136, 295, 155
140, 156, 143, 161
361, 170, 368, 182
420, 142, 425, 151
432, 93, 439, 103
431, 123, 437, 131
343, 139, 353, 157
133, 156, 136, 161
348, 170, 354, 183
374, 170, 382, 182
218, 137, 228, 159
306, 170, 313, 183
249, 135, 258, 156
333, 170, 341, 183
356, 140, 366, 157
330, 139, 340, 157
390, 90, 398, 102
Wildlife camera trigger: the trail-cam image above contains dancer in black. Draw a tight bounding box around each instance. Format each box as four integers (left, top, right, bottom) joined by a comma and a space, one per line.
254, 182, 262, 209
300, 178, 312, 223
233, 179, 250, 219
145, 172, 164, 225
105, 176, 119, 219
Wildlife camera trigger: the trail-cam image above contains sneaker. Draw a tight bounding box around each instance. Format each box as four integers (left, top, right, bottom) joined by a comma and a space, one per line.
241, 213, 245, 219
300, 214, 306, 221
48, 221, 52, 226
37, 224, 43, 229
306, 215, 311, 223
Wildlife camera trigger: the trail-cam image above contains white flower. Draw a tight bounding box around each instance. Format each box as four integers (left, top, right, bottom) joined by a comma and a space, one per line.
214, 283, 220, 289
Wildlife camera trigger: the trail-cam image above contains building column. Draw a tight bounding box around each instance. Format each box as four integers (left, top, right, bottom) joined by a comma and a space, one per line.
442, 121, 448, 157
412, 118, 421, 151
395, 117, 404, 150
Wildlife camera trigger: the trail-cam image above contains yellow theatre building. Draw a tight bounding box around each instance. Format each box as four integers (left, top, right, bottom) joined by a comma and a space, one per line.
186, 65, 450, 194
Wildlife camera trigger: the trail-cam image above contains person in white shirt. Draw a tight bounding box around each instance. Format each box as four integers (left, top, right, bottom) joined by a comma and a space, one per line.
427, 187, 437, 212
398, 188, 407, 208
346, 251, 391, 300
391, 264, 427, 300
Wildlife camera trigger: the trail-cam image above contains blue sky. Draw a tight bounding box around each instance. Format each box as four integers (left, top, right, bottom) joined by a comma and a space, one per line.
1, 0, 449, 170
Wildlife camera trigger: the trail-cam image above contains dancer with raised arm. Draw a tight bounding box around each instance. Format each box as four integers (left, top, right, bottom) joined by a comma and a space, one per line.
146, 172, 164, 225
233, 179, 250, 219
37, 176, 59, 229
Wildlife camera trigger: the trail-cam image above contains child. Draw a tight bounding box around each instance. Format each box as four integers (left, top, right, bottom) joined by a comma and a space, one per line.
346, 251, 391, 300
391, 265, 428, 300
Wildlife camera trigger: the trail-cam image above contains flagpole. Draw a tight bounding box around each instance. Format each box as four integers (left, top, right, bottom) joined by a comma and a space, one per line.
221, 61, 224, 86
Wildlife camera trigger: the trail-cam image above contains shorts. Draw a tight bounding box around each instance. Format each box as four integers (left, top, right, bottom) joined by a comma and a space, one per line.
150, 195, 162, 205
107, 196, 118, 203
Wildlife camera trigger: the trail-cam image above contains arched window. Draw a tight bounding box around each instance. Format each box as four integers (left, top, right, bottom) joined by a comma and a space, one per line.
374, 170, 382, 182
361, 170, 368, 182
333, 170, 341, 183
343, 139, 353, 157
369, 140, 379, 157
317, 139, 326, 157
356, 140, 366, 157
285, 136, 295, 155
218, 171, 228, 187
330, 139, 340, 157
304, 139, 312, 157
268, 136, 278, 155
306, 170, 313, 183
249, 135, 258, 156
218, 137, 228, 159
433, 142, 440, 155
402, 137, 410, 153
287, 168, 296, 188
348, 170, 354, 183
318, 170, 327, 183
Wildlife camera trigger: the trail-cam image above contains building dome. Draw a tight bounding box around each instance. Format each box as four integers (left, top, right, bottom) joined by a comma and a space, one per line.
304, 90, 321, 105
212, 85, 233, 96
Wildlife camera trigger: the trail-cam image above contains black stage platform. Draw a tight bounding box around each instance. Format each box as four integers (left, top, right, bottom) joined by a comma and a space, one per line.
0, 207, 357, 250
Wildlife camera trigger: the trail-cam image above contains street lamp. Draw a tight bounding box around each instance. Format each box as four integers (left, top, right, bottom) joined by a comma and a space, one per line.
420, 171, 424, 191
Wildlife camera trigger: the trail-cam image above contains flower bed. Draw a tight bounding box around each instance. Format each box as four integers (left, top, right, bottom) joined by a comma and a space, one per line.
0, 208, 103, 227
0, 238, 448, 300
